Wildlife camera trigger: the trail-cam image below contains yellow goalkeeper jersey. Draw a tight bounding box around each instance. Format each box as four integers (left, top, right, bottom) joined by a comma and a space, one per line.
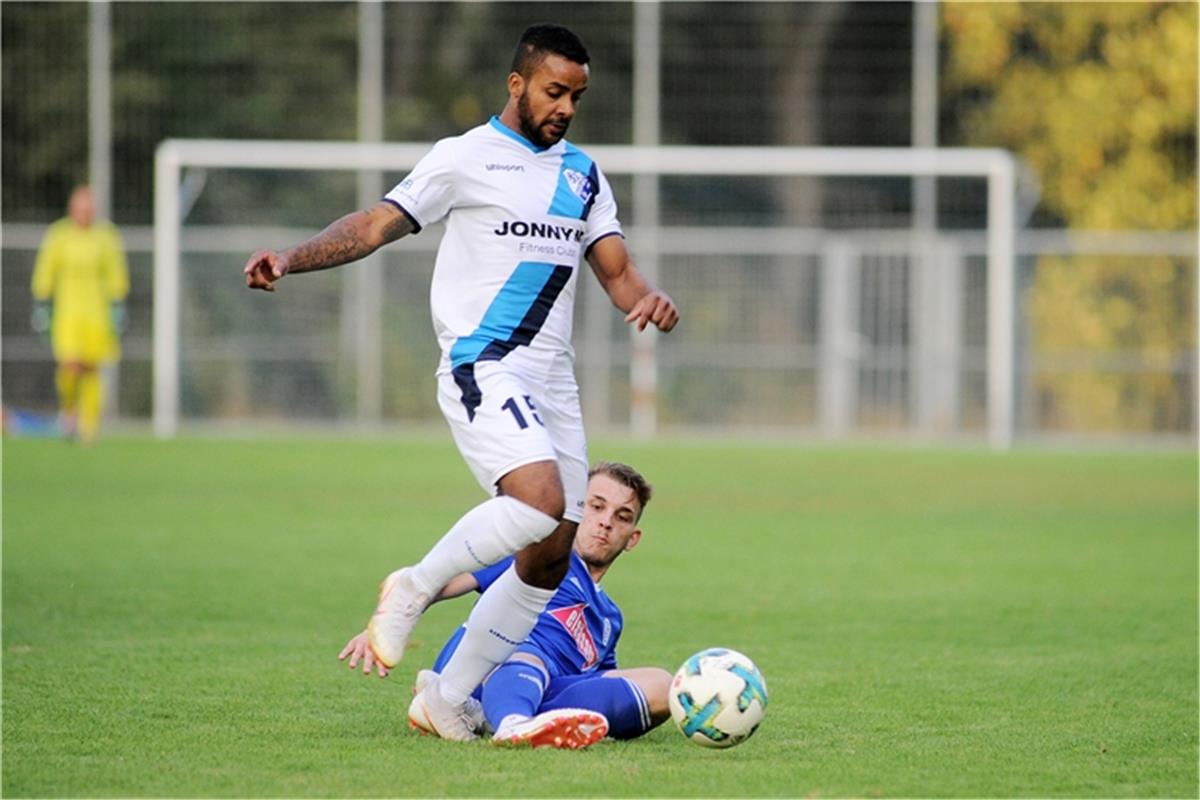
31, 218, 129, 364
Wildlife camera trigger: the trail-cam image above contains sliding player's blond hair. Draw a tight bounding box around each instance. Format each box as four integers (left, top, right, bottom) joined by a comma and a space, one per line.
588, 461, 653, 522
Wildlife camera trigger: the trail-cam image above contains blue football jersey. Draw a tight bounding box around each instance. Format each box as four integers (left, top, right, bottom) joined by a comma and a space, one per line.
471, 552, 623, 676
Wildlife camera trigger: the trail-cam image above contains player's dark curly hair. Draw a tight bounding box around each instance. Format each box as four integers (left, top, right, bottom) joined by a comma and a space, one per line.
589, 461, 653, 522
511, 23, 590, 78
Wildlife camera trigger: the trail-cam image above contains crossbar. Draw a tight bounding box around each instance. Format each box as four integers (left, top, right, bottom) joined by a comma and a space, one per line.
153, 139, 1017, 447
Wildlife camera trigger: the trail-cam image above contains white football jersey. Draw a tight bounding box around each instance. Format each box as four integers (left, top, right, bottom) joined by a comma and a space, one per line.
384, 116, 623, 418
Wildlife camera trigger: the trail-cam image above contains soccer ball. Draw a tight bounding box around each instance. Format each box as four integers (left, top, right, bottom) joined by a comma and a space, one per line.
668, 647, 768, 748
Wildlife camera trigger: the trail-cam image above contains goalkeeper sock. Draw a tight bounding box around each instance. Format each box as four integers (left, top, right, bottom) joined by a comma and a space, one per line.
77, 369, 103, 444
408, 495, 558, 595
56, 366, 79, 416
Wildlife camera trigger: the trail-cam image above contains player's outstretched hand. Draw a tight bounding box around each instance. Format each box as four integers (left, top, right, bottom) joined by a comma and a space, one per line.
625, 290, 679, 333
338, 629, 389, 678
243, 249, 289, 292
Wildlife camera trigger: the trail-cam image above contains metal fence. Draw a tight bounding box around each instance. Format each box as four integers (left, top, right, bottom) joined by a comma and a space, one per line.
3, 1, 1195, 443
5, 214, 1193, 440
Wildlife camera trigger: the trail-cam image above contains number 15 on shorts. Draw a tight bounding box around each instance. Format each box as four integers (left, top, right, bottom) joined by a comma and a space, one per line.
501, 395, 543, 430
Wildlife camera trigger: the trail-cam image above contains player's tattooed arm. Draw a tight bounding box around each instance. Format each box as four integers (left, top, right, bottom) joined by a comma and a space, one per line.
243, 202, 415, 292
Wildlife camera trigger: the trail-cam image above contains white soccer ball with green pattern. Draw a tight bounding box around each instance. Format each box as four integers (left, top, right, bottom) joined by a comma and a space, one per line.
668, 647, 768, 748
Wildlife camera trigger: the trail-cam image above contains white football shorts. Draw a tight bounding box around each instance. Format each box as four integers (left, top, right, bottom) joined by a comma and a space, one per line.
437, 361, 588, 523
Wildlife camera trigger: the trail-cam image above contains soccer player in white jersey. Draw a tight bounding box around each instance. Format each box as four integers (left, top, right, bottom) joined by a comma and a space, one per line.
243, 24, 678, 741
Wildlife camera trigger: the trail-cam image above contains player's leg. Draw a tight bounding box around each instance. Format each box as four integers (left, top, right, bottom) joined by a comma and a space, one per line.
53, 316, 110, 443
539, 668, 674, 740
410, 648, 601, 746
368, 367, 565, 673
76, 364, 102, 445
402, 366, 584, 740
419, 481, 574, 704
470, 385, 608, 749
412, 458, 568, 594
409, 665, 486, 737
52, 318, 84, 438
408, 534, 571, 740
483, 654, 609, 749
601, 668, 673, 735
369, 483, 561, 668
479, 651, 551, 732
432, 374, 591, 705
76, 316, 120, 445
376, 460, 567, 672
54, 362, 81, 436
408, 628, 485, 736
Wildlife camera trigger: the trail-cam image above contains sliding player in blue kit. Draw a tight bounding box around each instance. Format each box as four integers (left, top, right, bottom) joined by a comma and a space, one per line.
245, 24, 678, 741
341, 462, 673, 748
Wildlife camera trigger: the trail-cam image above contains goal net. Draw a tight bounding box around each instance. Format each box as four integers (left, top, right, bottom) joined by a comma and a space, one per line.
152, 139, 1018, 447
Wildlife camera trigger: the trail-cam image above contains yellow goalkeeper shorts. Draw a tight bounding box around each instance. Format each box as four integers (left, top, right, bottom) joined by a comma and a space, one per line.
51, 314, 119, 364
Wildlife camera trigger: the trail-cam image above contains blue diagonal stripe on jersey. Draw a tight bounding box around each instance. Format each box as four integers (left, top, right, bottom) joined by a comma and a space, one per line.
548, 144, 600, 221
450, 261, 574, 421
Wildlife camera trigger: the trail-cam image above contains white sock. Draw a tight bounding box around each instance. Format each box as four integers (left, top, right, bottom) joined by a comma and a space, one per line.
437, 566, 555, 704
409, 496, 558, 595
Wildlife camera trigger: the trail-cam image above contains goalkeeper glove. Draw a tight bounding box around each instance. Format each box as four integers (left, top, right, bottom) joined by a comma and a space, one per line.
31, 301, 51, 336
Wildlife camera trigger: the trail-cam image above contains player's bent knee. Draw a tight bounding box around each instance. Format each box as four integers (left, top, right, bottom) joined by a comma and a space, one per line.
642, 668, 674, 721
605, 667, 674, 724
513, 521, 576, 589
483, 495, 560, 559
505, 651, 547, 671
534, 493, 566, 522
498, 460, 566, 520
517, 487, 566, 522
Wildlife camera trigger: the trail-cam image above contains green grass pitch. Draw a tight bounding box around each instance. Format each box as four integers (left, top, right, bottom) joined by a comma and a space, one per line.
3, 436, 1196, 797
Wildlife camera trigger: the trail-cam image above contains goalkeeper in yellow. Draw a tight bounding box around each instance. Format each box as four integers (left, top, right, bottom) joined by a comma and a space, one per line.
30, 185, 129, 444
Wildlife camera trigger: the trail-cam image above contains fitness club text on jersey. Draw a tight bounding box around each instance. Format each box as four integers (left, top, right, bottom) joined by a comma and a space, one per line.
495, 220, 585, 259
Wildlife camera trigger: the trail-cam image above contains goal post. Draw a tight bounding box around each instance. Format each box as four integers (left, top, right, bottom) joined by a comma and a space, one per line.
153, 139, 1018, 448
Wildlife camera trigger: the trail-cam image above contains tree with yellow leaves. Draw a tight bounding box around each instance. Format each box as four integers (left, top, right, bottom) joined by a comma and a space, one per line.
942, 2, 1196, 432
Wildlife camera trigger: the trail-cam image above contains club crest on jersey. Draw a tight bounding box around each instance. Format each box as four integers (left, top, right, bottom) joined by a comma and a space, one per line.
549, 603, 598, 669
562, 169, 595, 205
